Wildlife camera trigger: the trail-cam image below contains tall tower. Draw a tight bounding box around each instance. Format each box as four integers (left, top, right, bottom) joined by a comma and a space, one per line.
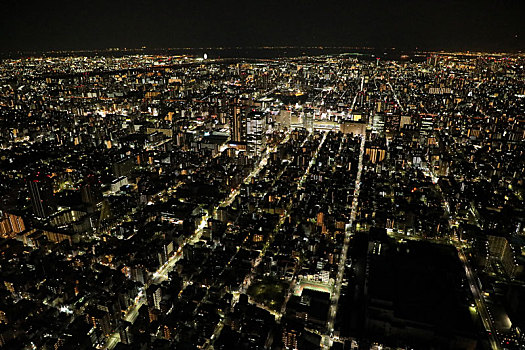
246, 110, 267, 158
27, 174, 56, 219
230, 97, 244, 143
303, 110, 314, 132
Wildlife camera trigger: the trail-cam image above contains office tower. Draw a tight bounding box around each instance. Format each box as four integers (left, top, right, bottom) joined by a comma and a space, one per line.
302, 111, 313, 132
246, 110, 267, 157
230, 97, 245, 143
372, 114, 385, 134
420, 113, 434, 135
27, 174, 56, 219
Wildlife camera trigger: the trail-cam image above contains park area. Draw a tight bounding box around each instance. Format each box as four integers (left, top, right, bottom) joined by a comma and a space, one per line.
247, 277, 290, 312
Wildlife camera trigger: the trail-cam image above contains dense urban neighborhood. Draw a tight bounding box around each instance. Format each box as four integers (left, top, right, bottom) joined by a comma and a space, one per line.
0, 51, 524, 350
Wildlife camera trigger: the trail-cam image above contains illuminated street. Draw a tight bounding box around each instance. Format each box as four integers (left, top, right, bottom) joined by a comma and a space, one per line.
0, 46, 523, 350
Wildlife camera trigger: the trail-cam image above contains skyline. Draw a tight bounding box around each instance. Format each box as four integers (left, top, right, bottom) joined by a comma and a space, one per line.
1, 2, 525, 349
0, 51, 524, 350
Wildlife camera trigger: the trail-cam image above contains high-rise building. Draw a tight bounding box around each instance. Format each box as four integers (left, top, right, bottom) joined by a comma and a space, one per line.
365, 145, 387, 164
246, 110, 267, 157
420, 113, 434, 135
27, 174, 56, 219
372, 114, 385, 134
152, 286, 162, 310
282, 322, 302, 350
85, 307, 112, 337
277, 109, 292, 128
112, 157, 135, 178
488, 235, 520, 278
0, 211, 25, 238
118, 320, 133, 345
230, 97, 245, 143
302, 111, 313, 132
81, 174, 102, 206
400, 115, 412, 129
282, 330, 299, 349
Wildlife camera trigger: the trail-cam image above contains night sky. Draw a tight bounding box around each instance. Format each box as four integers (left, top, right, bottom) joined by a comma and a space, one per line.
1, 0, 524, 52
